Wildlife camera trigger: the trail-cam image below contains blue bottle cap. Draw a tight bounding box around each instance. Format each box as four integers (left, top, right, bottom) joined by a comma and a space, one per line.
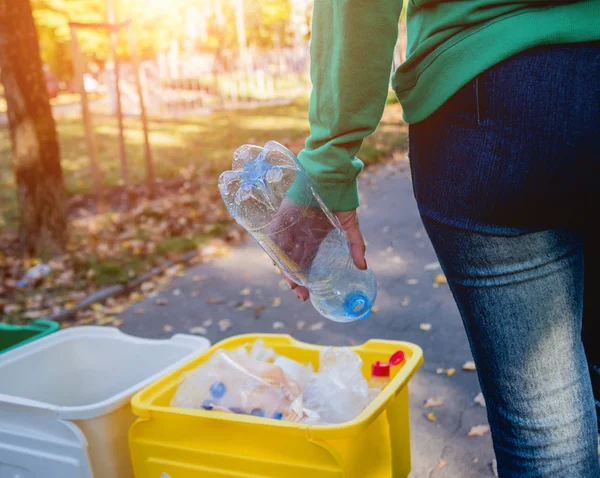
344, 291, 371, 320
201, 400, 214, 411
272, 412, 284, 420
210, 381, 226, 399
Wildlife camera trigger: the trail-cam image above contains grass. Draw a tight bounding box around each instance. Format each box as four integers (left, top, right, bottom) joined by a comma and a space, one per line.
0, 95, 407, 228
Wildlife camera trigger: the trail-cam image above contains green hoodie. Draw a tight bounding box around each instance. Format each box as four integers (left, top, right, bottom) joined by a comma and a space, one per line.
297, 0, 600, 211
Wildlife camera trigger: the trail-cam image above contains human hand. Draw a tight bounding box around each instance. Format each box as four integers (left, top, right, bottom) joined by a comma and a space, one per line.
270, 201, 367, 302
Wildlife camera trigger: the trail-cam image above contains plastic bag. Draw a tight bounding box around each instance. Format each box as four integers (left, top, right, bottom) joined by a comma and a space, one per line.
171, 340, 307, 420
302, 347, 371, 424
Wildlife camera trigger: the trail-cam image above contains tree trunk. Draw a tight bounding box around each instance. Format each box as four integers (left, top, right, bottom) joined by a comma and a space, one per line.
0, 0, 68, 257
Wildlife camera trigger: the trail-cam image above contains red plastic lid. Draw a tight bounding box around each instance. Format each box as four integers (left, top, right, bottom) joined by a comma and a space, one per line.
389, 350, 405, 366
372, 361, 391, 377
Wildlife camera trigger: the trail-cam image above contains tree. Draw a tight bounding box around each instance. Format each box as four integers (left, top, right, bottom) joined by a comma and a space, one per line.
0, 0, 68, 257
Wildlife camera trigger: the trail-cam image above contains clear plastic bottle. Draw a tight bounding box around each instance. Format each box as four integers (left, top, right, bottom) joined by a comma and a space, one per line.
219, 141, 377, 322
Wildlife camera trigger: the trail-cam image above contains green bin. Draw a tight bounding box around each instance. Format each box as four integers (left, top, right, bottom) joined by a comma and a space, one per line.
0, 320, 60, 354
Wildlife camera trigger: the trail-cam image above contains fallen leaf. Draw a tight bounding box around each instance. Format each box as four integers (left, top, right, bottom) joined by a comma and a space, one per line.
134, 308, 145, 315
401, 296, 410, 307
155, 298, 169, 306
473, 457, 479, 464
424, 261, 441, 271
437, 459, 447, 469
218, 319, 232, 332
163, 324, 174, 333
97, 316, 117, 325
445, 368, 456, 377
271, 297, 281, 307
236, 300, 254, 310
296, 320, 306, 331
309, 321, 324, 331
192, 274, 206, 282
407, 278, 419, 285
371, 305, 380, 313
462, 360, 476, 371
278, 279, 289, 290
382, 226, 390, 234
424, 397, 445, 408
419, 323, 432, 331
239, 287, 251, 296
436, 368, 444, 375
434, 274, 448, 284
468, 424, 490, 437
189, 326, 207, 335
191, 290, 201, 297
203, 319, 213, 327
474, 392, 486, 407
172, 289, 181, 296
141, 281, 155, 292
207, 297, 224, 305
272, 321, 285, 330
254, 305, 266, 319
91, 303, 103, 312
427, 411, 437, 422
129, 292, 144, 302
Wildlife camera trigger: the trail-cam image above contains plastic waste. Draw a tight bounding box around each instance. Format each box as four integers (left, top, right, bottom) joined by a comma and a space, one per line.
302, 347, 371, 424
370, 361, 391, 390
17, 263, 51, 288
218, 141, 377, 322
171, 340, 307, 421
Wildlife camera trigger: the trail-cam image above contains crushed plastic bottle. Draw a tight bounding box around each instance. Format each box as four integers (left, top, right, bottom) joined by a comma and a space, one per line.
219, 141, 377, 322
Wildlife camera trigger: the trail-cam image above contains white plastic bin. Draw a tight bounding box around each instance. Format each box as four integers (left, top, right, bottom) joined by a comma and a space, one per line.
0, 326, 210, 478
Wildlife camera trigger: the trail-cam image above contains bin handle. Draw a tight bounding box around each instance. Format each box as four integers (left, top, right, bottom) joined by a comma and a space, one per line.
0, 392, 59, 419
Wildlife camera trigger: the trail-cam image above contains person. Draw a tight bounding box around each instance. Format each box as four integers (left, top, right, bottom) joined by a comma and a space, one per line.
285, 0, 600, 476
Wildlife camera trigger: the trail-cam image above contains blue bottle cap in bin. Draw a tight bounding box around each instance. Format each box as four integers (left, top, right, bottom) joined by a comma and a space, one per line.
272, 412, 284, 420
202, 400, 214, 411
210, 381, 226, 399
250, 408, 265, 417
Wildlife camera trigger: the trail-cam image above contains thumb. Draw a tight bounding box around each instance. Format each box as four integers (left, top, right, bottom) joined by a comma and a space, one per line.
335, 210, 367, 270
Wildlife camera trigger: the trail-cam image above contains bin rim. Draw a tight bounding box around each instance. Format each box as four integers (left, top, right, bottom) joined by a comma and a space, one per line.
131, 333, 423, 441
0, 327, 210, 420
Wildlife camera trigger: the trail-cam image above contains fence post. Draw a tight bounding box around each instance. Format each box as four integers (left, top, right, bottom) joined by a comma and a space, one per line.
69, 25, 104, 212
128, 23, 155, 198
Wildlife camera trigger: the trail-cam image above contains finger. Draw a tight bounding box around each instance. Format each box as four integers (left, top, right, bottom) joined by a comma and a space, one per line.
287, 278, 298, 290
295, 286, 310, 301
337, 211, 367, 270
347, 225, 367, 270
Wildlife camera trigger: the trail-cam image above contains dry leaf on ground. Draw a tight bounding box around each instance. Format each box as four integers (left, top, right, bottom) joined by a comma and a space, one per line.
189, 326, 207, 335
419, 323, 432, 331
162, 324, 174, 333
272, 321, 285, 330
401, 296, 410, 307
424, 261, 441, 271
445, 368, 456, 377
462, 360, 477, 371
203, 319, 213, 327
296, 320, 306, 331
427, 411, 437, 422
134, 308, 144, 315
254, 305, 266, 319
407, 278, 419, 285
468, 424, 490, 437
271, 297, 281, 307
474, 392, 486, 408
192, 275, 206, 282
436, 368, 444, 375
239, 288, 251, 296
309, 321, 324, 331
218, 319, 232, 332
155, 298, 169, 306
424, 397, 444, 408
434, 274, 448, 284
172, 289, 181, 296
207, 297, 224, 305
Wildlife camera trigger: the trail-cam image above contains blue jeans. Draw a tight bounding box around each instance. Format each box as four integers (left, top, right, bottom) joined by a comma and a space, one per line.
409, 43, 600, 477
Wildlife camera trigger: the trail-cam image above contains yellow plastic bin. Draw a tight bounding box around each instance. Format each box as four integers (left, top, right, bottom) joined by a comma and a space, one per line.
129, 334, 423, 478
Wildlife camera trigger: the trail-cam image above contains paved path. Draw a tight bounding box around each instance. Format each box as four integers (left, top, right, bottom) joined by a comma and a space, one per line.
120, 159, 496, 477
